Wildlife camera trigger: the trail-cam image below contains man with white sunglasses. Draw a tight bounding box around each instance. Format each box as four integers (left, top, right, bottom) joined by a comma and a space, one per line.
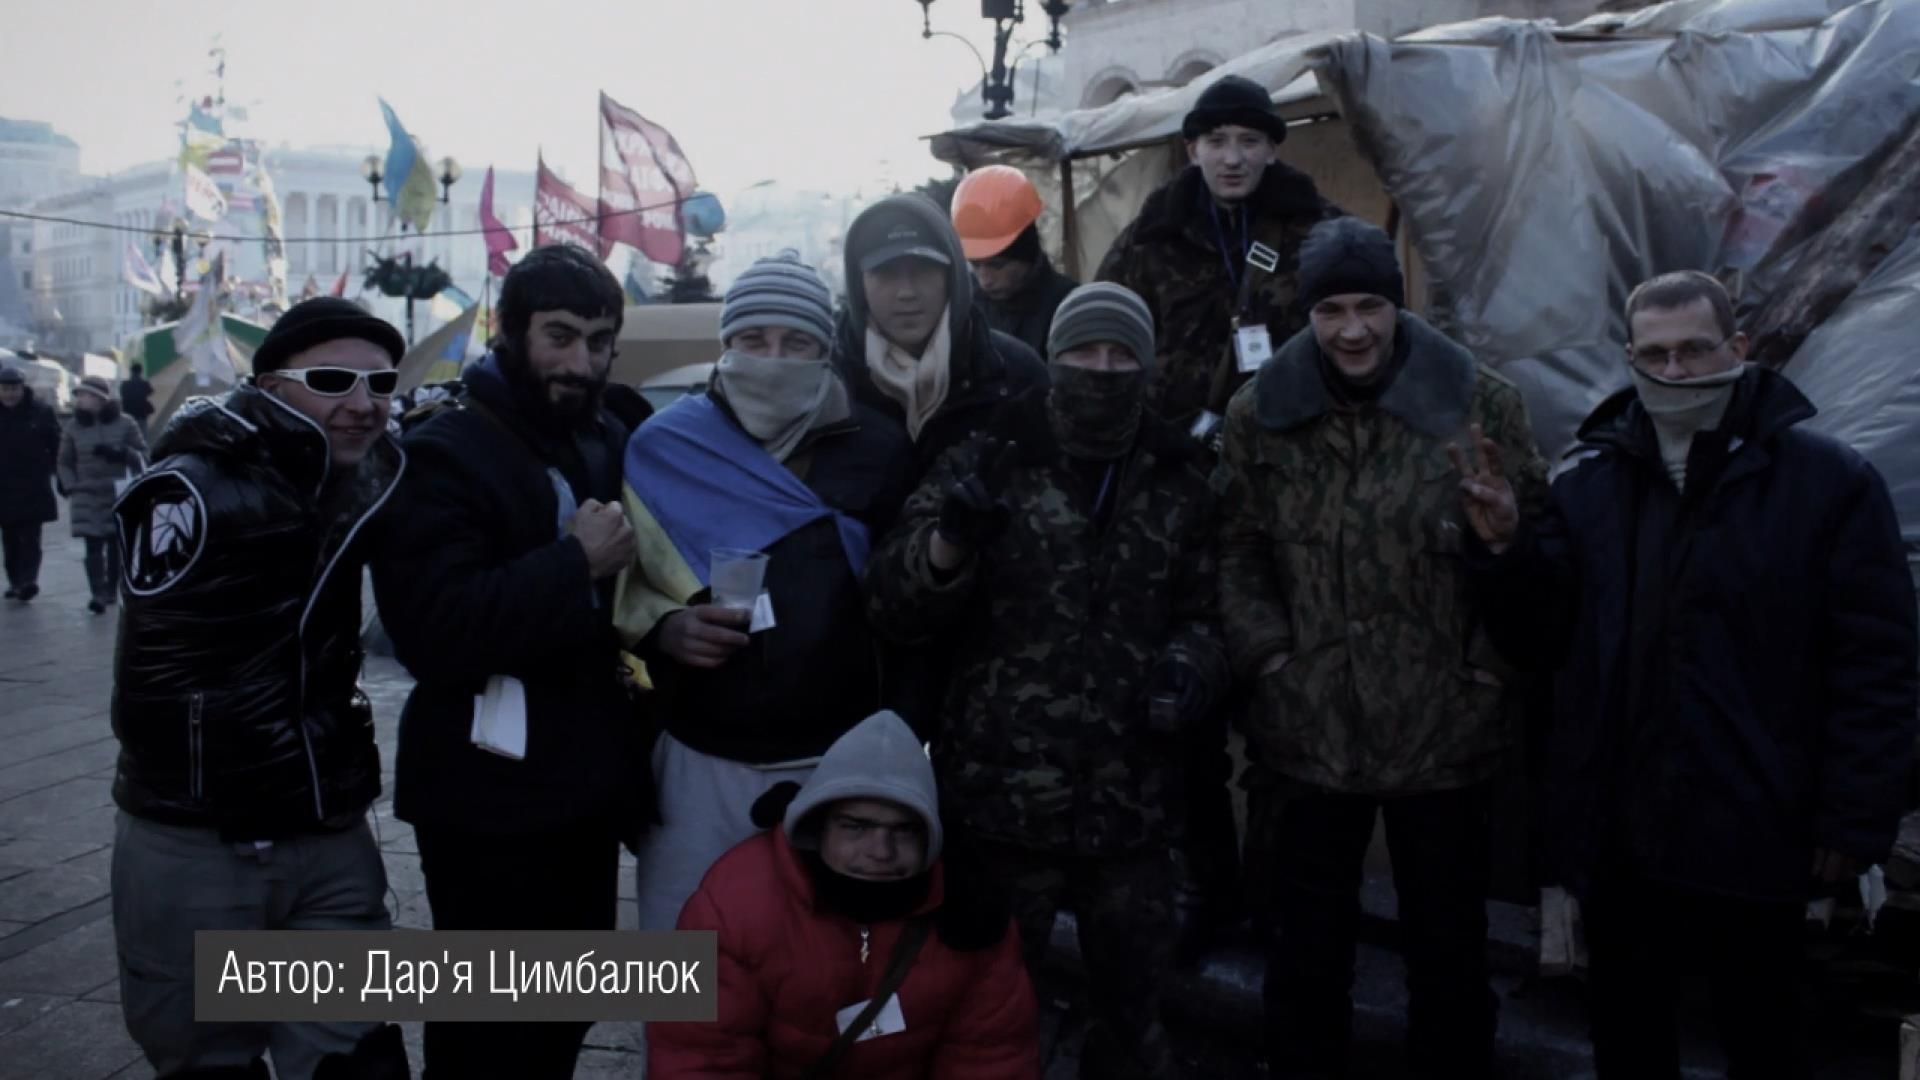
108, 296, 412, 1079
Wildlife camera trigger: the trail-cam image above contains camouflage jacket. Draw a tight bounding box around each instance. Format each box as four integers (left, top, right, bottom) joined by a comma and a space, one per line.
1215, 313, 1550, 795
1098, 162, 1342, 427
866, 390, 1229, 856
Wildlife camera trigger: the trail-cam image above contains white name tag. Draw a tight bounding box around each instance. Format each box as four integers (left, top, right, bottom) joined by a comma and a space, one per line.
1234, 325, 1274, 373
749, 592, 777, 634
834, 993, 906, 1042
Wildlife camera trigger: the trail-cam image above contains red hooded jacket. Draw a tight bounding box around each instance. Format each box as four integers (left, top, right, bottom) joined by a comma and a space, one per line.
647, 827, 1040, 1079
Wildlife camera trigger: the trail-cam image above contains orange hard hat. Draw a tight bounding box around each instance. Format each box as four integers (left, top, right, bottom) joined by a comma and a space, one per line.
951, 166, 1045, 261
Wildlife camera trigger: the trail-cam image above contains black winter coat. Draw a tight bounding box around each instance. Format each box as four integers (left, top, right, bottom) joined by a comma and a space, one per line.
111, 385, 404, 841
978, 256, 1078, 360
121, 376, 154, 420
641, 396, 917, 765
1471, 367, 1918, 902
0, 387, 60, 526
374, 359, 649, 838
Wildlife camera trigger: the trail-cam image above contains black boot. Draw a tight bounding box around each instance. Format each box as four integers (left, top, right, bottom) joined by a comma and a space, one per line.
15, 583, 36, 602
314, 1023, 412, 1080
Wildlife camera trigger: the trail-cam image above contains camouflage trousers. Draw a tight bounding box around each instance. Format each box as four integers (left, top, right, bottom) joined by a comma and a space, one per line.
973, 839, 1184, 1080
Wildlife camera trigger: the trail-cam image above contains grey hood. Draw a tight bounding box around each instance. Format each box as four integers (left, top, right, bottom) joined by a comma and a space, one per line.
784, 709, 943, 871
842, 193, 973, 354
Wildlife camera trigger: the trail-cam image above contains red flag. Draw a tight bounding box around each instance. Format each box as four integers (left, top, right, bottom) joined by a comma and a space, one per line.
597, 92, 696, 264
479, 166, 518, 277
534, 156, 610, 258
330, 268, 350, 298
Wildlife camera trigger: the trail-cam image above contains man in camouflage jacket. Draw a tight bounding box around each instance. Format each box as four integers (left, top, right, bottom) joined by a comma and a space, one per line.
868, 284, 1226, 1080
1098, 75, 1342, 438
1215, 219, 1548, 1077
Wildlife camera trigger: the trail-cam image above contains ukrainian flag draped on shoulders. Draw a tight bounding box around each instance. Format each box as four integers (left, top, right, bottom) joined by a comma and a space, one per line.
612, 392, 871, 646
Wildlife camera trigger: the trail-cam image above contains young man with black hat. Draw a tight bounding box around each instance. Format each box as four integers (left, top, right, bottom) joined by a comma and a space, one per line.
1097, 72, 1344, 967
0, 362, 61, 603
372, 244, 646, 1079
108, 296, 411, 1079
1214, 217, 1549, 1076
1099, 73, 1342, 440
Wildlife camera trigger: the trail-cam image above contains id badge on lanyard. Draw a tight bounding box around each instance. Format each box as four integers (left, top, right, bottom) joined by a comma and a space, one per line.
1231, 242, 1283, 373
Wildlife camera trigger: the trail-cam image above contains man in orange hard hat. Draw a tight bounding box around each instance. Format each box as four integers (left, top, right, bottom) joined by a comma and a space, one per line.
951, 165, 1079, 359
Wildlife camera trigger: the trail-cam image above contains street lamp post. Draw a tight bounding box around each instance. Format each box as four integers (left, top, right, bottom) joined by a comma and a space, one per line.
358, 154, 461, 346
914, 0, 1071, 121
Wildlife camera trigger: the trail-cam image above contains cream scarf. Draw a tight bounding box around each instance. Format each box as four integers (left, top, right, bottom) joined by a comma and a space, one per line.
864, 308, 953, 441
1631, 364, 1743, 491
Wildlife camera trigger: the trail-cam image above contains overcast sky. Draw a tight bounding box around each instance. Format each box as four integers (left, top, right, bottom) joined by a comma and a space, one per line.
0, 0, 1017, 200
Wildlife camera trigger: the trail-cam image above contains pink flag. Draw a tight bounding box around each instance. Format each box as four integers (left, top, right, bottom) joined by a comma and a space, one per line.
597, 92, 696, 264
479, 166, 519, 277
533, 157, 610, 259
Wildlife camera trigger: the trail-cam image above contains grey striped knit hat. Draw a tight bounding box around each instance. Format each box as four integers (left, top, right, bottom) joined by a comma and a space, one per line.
1046, 282, 1157, 374
719, 250, 836, 350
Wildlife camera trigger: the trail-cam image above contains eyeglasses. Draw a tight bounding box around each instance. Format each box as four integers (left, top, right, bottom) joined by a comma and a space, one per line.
1628, 335, 1734, 373
265, 367, 399, 398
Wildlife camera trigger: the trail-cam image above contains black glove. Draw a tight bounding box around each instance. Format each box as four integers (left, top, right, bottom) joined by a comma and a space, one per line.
1145, 659, 1208, 734
92, 444, 129, 464
935, 437, 1018, 554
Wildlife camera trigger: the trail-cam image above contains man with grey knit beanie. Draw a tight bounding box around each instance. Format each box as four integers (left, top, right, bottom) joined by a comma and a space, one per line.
616, 250, 918, 931
868, 281, 1229, 1080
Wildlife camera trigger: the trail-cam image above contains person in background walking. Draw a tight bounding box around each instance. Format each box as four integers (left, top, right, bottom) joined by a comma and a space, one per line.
59, 375, 145, 614
0, 364, 61, 603
121, 361, 155, 437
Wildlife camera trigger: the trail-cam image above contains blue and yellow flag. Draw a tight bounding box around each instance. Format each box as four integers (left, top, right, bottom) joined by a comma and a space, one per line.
378, 99, 439, 232
611, 394, 870, 648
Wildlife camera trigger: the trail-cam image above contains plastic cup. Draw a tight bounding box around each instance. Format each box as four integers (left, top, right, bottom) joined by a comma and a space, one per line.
710, 548, 769, 611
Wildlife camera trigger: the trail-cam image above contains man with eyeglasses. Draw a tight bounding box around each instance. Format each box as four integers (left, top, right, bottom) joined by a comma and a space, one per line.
648, 709, 1039, 1079
372, 245, 649, 1078
108, 296, 411, 1079
615, 252, 914, 933
1456, 269, 1918, 1077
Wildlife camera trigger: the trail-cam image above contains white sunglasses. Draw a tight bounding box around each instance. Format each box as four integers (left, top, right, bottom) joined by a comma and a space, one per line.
265, 366, 400, 398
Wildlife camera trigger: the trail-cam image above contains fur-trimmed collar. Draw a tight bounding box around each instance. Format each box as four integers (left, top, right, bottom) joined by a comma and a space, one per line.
1255, 312, 1477, 439
1131, 162, 1330, 247
990, 383, 1201, 468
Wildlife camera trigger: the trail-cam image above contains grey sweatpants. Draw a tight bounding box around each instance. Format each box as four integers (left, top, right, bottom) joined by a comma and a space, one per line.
111, 811, 392, 1079
632, 734, 817, 930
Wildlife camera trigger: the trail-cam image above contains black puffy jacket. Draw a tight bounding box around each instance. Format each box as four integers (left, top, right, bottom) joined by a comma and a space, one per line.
111, 385, 405, 841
